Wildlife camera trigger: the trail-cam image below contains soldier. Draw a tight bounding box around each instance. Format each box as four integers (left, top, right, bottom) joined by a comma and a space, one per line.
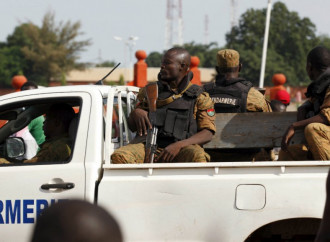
0, 103, 75, 164
203, 49, 271, 161
203, 49, 271, 113
280, 46, 330, 161
111, 47, 216, 164
270, 90, 291, 112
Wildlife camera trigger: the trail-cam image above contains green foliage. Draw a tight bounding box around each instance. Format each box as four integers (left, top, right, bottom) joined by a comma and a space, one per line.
0, 11, 91, 86
96, 61, 116, 67
118, 74, 125, 85
145, 51, 163, 67
105, 74, 125, 86
0, 46, 26, 87
226, 2, 330, 86
60, 72, 66, 86
145, 43, 222, 68
182, 42, 222, 67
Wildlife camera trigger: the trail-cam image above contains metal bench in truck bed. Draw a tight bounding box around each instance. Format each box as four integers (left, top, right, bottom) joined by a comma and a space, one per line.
204, 111, 305, 149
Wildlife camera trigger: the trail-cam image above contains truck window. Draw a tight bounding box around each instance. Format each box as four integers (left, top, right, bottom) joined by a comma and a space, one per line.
0, 98, 81, 166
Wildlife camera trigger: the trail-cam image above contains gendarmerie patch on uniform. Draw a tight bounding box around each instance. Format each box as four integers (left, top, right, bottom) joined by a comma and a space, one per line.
207, 108, 215, 117
211, 97, 238, 106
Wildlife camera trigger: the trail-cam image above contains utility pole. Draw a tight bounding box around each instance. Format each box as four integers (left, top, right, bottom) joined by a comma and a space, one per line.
113, 35, 139, 81
204, 14, 209, 45
231, 0, 237, 28
259, 0, 272, 88
165, 0, 184, 49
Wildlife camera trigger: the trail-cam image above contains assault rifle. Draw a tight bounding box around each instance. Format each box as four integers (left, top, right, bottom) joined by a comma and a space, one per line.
144, 83, 158, 163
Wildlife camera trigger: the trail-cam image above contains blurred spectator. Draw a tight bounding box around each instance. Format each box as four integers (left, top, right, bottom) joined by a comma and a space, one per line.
20, 82, 46, 147
270, 100, 287, 112
31, 200, 123, 242
275, 89, 290, 106
270, 73, 286, 100
270, 89, 291, 112
21, 81, 38, 91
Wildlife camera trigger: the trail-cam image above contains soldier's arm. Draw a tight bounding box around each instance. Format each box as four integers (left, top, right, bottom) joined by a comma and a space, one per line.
195, 92, 216, 134
128, 88, 152, 135
281, 114, 328, 151
246, 87, 272, 112
319, 87, 330, 124
178, 91, 216, 146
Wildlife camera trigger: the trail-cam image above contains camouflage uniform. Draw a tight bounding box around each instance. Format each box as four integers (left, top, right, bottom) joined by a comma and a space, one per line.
111, 84, 216, 164
247, 87, 272, 112
0, 134, 72, 164
279, 87, 330, 161
210, 49, 272, 113
205, 49, 271, 162
24, 134, 72, 163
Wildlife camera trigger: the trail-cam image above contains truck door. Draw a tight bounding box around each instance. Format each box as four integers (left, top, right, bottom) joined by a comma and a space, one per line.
0, 92, 91, 241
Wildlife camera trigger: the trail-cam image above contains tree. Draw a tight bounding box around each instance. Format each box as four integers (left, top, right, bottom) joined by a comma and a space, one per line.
145, 51, 163, 67
0, 46, 27, 87
226, 2, 330, 86
145, 42, 222, 68
95, 61, 116, 67
182, 42, 222, 68
0, 11, 91, 86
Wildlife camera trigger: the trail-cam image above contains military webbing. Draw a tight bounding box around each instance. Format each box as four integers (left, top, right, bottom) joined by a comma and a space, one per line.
156, 82, 193, 107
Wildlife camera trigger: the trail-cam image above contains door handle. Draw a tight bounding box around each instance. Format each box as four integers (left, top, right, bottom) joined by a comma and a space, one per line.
41, 182, 75, 190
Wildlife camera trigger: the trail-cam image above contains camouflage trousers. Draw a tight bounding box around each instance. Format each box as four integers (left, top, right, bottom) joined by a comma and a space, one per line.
279, 123, 330, 161
111, 143, 210, 164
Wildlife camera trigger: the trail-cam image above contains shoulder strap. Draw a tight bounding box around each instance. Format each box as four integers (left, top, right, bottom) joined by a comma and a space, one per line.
157, 82, 193, 107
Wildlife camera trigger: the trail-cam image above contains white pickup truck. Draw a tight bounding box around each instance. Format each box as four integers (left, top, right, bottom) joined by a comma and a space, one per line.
0, 85, 327, 242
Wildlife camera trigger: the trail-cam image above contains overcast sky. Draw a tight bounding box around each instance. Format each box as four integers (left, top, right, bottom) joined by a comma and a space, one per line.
1, 0, 329, 67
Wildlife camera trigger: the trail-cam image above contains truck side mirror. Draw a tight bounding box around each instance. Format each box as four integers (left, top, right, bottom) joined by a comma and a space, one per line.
6, 137, 25, 158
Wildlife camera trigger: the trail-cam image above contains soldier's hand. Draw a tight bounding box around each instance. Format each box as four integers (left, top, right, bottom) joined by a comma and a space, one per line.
130, 108, 152, 136
281, 125, 295, 151
156, 141, 183, 163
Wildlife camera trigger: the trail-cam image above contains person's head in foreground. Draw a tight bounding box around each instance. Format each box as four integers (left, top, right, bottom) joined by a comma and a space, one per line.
31, 199, 123, 242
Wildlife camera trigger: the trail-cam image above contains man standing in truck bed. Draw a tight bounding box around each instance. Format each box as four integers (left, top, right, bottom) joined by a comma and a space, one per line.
280, 46, 330, 161
111, 47, 216, 163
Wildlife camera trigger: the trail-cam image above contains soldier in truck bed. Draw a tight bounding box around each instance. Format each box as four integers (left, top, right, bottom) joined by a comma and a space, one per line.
203, 49, 271, 113
203, 49, 272, 161
280, 46, 330, 161
111, 47, 216, 164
